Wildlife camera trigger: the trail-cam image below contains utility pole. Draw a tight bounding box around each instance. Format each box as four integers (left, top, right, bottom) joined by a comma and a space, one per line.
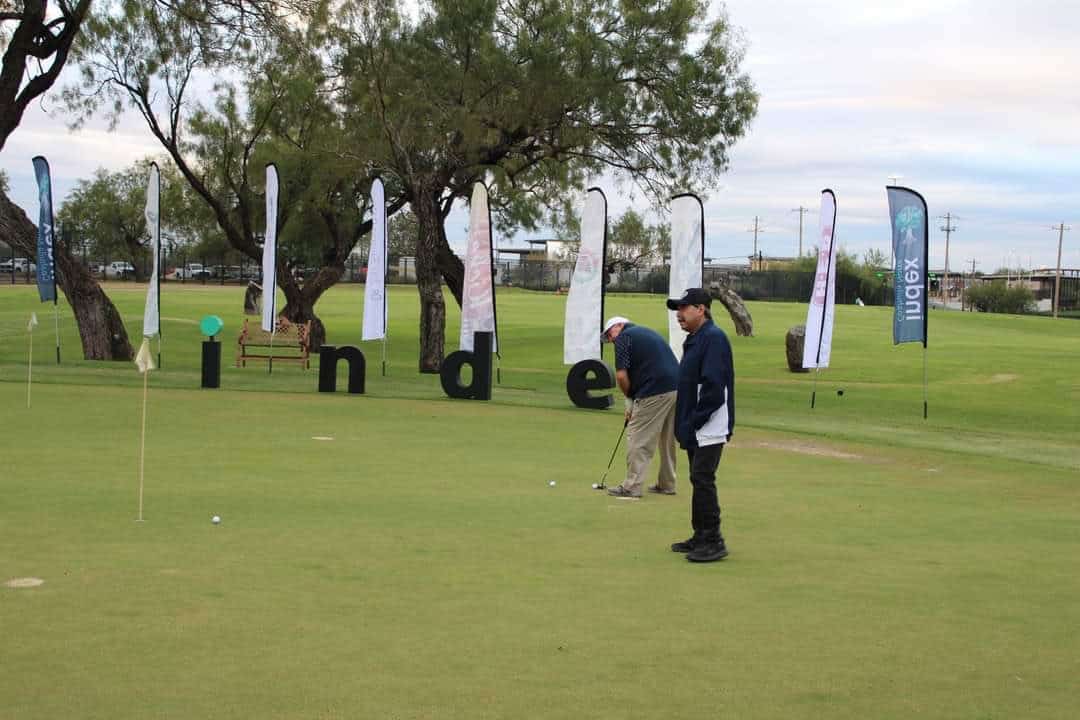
965, 258, 978, 311
746, 216, 765, 269
1051, 223, 1070, 318
938, 213, 957, 306
791, 206, 809, 256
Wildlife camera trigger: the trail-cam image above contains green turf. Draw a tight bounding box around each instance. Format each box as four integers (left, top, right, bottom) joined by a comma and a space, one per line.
1, 283, 1078, 719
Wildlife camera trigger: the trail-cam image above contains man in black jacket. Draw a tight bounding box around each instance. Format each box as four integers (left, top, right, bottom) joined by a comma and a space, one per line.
666, 288, 735, 562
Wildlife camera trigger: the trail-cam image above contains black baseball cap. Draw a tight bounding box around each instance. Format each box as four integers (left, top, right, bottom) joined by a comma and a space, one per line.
666, 287, 712, 310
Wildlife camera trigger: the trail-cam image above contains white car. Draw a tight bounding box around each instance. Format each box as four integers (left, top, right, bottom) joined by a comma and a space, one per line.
105, 261, 136, 278
0, 258, 36, 273
174, 263, 211, 280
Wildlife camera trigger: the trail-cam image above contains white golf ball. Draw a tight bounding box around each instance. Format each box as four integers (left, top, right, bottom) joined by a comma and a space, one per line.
592, 483, 599, 489
212, 515, 221, 525
549, 481, 556, 487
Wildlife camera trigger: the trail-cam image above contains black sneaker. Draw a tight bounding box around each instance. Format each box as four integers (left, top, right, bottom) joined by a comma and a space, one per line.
670, 537, 698, 553
687, 541, 728, 563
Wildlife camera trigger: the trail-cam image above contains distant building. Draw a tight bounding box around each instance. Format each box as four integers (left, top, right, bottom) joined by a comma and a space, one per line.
973, 268, 1079, 299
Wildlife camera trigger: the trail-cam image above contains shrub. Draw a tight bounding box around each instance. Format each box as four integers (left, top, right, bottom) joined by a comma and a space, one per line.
964, 281, 1035, 314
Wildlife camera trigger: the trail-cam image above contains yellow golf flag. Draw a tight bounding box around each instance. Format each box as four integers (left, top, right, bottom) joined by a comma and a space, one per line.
134, 338, 155, 374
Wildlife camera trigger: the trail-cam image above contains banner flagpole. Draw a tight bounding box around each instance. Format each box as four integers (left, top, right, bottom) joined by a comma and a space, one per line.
923, 345, 929, 420
487, 191, 501, 384
922, 201, 929, 420
26, 318, 34, 408
804, 189, 837, 408
52, 247, 59, 364
382, 207, 388, 377
138, 366, 148, 521
53, 300, 60, 364
134, 339, 154, 522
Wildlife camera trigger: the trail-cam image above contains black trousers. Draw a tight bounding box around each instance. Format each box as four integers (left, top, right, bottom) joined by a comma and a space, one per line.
686, 444, 724, 538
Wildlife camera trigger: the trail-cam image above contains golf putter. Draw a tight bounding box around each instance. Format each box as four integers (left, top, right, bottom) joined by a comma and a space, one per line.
596, 419, 629, 490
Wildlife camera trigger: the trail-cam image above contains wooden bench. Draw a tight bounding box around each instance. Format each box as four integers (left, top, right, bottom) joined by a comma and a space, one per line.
236, 318, 312, 369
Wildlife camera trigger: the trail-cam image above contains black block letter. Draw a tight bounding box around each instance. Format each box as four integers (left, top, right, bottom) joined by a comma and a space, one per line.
318, 345, 366, 394
440, 332, 493, 400
566, 359, 615, 409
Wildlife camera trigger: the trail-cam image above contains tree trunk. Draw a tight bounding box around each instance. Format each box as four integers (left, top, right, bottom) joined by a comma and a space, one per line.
1, 186, 133, 360
709, 281, 754, 337
412, 188, 448, 372
276, 267, 338, 352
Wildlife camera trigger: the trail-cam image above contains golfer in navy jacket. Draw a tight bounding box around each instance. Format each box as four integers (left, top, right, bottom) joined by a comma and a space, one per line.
666, 288, 735, 562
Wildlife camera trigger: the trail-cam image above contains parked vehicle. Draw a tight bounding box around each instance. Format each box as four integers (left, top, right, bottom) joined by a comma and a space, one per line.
174, 263, 211, 280
105, 261, 136, 279
0, 258, 37, 273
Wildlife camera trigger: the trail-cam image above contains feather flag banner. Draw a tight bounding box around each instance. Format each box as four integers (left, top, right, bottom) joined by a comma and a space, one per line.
802, 189, 838, 369
667, 193, 705, 360
261, 164, 280, 333
460, 183, 498, 353
563, 188, 607, 364
142, 163, 161, 338
362, 178, 388, 341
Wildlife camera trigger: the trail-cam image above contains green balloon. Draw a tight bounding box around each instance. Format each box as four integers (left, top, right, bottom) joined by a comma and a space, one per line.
200, 315, 224, 337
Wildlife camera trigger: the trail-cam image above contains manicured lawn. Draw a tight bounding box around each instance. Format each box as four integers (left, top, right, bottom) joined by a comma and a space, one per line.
1, 282, 1078, 718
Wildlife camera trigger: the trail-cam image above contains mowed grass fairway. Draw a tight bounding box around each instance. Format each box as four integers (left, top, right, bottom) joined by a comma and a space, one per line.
1, 282, 1079, 719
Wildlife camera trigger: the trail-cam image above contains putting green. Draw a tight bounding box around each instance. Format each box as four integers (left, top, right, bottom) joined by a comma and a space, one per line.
1, 283, 1078, 718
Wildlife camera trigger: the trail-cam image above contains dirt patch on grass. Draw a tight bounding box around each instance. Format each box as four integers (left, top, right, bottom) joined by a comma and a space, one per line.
743, 439, 863, 461
989, 373, 1018, 383
4, 577, 44, 588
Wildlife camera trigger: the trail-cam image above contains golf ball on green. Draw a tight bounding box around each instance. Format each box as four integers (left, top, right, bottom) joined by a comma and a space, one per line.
549, 481, 556, 487
212, 515, 221, 524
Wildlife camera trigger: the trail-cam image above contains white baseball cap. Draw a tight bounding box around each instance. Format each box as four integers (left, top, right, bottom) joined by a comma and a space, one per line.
602, 316, 630, 341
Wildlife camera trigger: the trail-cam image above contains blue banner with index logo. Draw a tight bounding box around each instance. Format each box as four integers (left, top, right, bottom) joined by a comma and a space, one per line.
886, 186, 928, 346
31, 156, 57, 303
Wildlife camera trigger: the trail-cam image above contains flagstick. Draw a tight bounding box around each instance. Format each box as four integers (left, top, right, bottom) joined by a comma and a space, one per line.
157, 334, 163, 370
381, 336, 387, 376
810, 366, 820, 409
268, 329, 275, 374
26, 329, 33, 409
137, 368, 148, 522
496, 354, 501, 385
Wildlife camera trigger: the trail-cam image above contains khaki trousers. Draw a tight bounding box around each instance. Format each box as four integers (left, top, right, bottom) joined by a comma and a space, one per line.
621, 390, 678, 495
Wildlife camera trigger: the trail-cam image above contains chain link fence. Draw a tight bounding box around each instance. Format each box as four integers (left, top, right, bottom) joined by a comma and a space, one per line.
7, 241, 1076, 313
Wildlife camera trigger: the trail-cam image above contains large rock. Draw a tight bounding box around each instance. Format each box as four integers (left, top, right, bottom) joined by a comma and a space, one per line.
786, 325, 808, 372
708, 281, 754, 336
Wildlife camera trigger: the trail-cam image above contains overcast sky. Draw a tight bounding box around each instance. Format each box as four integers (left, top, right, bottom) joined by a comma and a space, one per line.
3, 0, 1078, 271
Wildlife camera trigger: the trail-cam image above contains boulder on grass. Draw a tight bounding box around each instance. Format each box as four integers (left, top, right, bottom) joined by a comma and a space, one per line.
786, 325, 808, 373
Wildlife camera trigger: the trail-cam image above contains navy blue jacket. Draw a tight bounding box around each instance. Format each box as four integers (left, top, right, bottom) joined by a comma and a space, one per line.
674, 319, 735, 449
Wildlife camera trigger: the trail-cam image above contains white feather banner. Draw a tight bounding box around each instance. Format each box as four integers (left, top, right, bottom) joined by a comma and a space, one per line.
563, 188, 606, 364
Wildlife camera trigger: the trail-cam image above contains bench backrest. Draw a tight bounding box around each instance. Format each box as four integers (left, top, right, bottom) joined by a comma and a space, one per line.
238, 318, 311, 348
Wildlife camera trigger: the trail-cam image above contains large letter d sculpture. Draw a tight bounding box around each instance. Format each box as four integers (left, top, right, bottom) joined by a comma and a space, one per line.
440, 331, 493, 400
